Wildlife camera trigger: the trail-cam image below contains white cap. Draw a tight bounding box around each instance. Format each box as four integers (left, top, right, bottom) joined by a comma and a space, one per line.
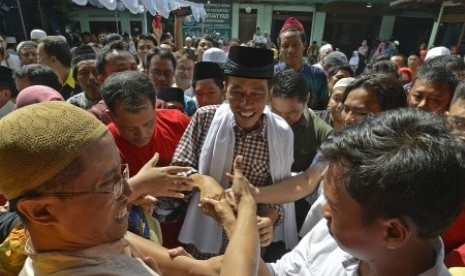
333, 77, 355, 90
186, 37, 192, 42
6, 37, 16, 44
425, 46, 451, 61
203, 47, 227, 64
215, 32, 220, 36
320, 44, 333, 53
394, 40, 400, 46
30, 29, 47, 40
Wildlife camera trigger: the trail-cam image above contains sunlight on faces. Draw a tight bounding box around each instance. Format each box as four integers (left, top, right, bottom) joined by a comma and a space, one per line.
110, 97, 156, 147
194, 78, 224, 107
322, 164, 384, 261
270, 96, 306, 126
226, 76, 269, 131
407, 79, 452, 114
342, 88, 382, 126
278, 31, 306, 69
36, 43, 54, 68
23, 133, 132, 249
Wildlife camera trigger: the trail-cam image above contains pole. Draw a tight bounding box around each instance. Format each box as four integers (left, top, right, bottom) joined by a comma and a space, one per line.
115, 9, 119, 34
16, 0, 27, 39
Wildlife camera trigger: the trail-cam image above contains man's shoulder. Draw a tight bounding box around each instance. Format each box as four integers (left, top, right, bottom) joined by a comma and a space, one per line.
156, 108, 190, 126
309, 109, 333, 133
301, 63, 326, 76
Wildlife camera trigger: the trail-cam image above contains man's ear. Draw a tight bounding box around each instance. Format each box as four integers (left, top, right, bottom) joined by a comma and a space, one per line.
381, 218, 410, 250
305, 93, 311, 105
444, 111, 450, 120
16, 197, 60, 225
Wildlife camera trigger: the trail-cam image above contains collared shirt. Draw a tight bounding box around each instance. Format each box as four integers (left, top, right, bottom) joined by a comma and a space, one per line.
291, 108, 332, 172
275, 63, 329, 110
66, 91, 100, 110
267, 219, 451, 276
164, 104, 283, 259
60, 69, 77, 100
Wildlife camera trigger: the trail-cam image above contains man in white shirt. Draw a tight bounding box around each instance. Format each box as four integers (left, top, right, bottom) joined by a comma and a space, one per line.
250, 108, 465, 275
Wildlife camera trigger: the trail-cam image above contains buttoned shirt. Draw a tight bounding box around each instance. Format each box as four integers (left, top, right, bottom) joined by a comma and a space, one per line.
164, 104, 284, 259
267, 219, 451, 276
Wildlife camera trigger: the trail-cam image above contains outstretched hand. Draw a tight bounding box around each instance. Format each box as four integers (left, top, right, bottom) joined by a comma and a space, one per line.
130, 153, 194, 199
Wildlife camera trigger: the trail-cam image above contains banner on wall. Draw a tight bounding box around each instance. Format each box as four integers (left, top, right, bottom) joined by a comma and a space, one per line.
182, 3, 232, 41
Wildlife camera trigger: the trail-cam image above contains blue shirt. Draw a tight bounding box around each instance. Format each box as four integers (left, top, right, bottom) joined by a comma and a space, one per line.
275, 63, 329, 110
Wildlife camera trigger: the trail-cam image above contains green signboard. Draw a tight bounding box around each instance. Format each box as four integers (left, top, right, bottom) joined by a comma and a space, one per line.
182, 3, 232, 41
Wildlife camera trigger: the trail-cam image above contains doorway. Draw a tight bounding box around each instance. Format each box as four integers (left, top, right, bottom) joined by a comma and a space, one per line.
238, 8, 257, 43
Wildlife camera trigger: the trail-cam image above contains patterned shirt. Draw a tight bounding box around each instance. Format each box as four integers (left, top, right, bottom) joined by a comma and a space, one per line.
162, 104, 284, 259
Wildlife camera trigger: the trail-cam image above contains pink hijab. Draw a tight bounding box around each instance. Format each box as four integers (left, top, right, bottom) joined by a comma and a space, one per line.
15, 85, 64, 109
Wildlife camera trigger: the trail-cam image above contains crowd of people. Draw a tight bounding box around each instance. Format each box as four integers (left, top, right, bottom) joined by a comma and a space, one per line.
0, 14, 465, 276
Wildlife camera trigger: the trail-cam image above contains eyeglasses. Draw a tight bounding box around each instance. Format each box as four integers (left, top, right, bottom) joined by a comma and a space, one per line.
176, 66, 193, 73
40, 164, 129, 198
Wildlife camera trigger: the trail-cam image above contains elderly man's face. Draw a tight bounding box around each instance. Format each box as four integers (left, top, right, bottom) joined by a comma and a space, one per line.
18, 133, 132, 250
20, 47, 37, 65
408, 79, 452, 114
226, 76, 269, 132
76, 59, 100, 101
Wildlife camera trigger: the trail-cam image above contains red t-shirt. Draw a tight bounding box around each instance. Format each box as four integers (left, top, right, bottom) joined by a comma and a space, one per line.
108, 108, 190, 176
108, 108, 190, 248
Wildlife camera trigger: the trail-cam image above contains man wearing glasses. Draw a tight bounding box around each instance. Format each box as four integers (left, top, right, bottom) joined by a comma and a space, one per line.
0, 101, 221, 275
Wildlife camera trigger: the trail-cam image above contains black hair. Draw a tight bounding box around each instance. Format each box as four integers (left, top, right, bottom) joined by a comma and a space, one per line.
101, 70, 156, 114
105, 33, 123, 45
192, 79, 224, 91
411, 66, 458, 102
95, 41, 139, 75
365, 57, 399, 78
37, 36, 72, 67
273, 69, 309, 102
13, 64, 61, 91
136, 34, 158, 48
194, 37, 215, 48
321, 108, 465, 239
422, 55, 465, 73
327, 64, 354, 80
143, 47, 177, 70
342, 74, 407, 111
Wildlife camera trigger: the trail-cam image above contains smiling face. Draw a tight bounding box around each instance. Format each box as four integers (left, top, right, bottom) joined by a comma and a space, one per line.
226, 76, 270, 132
19, 133, 132, 251
278, 30, 306, 70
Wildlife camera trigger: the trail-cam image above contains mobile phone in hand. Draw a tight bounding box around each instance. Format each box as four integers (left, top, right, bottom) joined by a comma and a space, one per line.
172, 6, 192, 18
